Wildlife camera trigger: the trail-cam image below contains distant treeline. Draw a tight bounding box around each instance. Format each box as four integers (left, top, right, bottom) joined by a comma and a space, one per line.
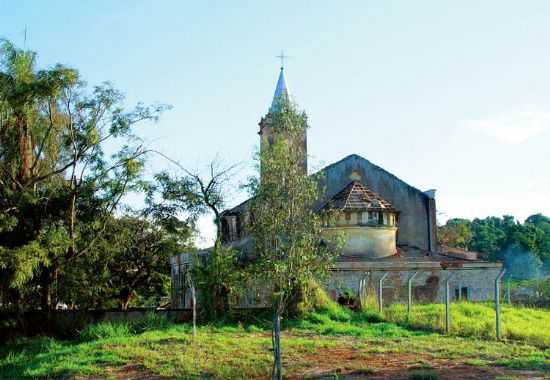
438, 214, 550, 279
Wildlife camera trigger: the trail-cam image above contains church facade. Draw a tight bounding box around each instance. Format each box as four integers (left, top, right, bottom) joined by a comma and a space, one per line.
171, 67, 502, 309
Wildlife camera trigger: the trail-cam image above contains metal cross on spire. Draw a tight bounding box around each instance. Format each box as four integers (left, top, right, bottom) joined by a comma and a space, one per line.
276, 50, 288, 69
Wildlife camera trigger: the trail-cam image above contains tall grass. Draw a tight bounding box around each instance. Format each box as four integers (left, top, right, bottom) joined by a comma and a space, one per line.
79, 312, 171, 341
384, 302, 550, 347
1, 299, 548, 379
287, 284, 414, 338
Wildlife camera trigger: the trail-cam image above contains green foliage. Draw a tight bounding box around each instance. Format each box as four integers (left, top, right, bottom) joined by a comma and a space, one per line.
0, 40, 169, 310
248, 98, 344, 378
79, 321, 131, 341
129, 312, 172, 334
1, 305, 548, 379
79, 313, 171, 341
148, 159, 241, 320
308, 282, 343, 316
384, 301, 550, 347
249, 100, 342, 314
438, 214, 550, 279
509, 277, 550, 307
438, 218, 472, 249
288, 288, 395, 337
192, 246, 243, 320
54, 214, 185, 310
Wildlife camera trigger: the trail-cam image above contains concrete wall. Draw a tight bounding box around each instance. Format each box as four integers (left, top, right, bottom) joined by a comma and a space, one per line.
325, 268, 502, 304
322, 226, 397, 258
171, 249, 501, 308
315, 154, 435, 251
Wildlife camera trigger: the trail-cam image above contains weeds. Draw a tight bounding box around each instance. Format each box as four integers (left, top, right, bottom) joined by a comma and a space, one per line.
0, 303, 548, 379
384, 302, 550, 347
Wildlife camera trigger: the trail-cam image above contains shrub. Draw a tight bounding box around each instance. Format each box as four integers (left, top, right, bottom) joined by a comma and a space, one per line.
354, 308, 384, 323
130, 312, 171, 334
79, 321, 131, 341
309, 284, 350, 321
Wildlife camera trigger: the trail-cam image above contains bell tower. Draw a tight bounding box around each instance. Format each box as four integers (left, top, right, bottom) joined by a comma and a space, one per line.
258, 61, 308, 175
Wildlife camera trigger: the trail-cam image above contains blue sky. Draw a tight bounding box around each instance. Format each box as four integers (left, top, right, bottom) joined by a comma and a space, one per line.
2, 1, 550, 246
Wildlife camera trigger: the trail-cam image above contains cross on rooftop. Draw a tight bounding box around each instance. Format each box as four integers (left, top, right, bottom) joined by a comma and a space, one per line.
276, 50, 288, 69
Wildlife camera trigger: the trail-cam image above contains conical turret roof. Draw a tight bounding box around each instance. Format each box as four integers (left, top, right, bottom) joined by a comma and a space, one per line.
320, 180, 396, 212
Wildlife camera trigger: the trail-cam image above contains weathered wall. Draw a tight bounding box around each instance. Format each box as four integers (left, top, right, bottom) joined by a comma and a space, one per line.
171, 251, 501, 308
322, 226, 397, 258
325, 268, 503, 304
315, 154, 434, 251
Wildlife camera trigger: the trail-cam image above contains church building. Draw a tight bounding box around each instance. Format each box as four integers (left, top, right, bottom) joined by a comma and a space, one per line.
171, 65, 502, 309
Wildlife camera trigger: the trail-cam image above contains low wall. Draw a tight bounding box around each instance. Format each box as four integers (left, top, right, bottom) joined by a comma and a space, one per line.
0, 309, 192, 341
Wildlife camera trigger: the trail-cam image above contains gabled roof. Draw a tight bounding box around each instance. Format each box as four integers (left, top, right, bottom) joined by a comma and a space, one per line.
319, 180, 396, 212
313, 154, 431, 201
270, 67, 291, 112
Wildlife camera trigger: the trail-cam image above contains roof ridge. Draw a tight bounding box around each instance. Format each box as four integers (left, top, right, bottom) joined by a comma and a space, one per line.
312, 154, 430, 200
320, 179, 396, 212
341, 181, 355, 210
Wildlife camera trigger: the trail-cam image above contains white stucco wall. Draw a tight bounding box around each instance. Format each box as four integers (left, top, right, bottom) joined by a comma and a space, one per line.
322, 226, 397, 258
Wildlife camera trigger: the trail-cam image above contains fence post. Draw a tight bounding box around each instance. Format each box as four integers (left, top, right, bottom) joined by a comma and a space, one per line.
359, 273, 369, 308
359, 277, 363, 305
407, 272, 418, 317
495, 268, 506, 340
379, 272, 389, 313
445, 271, 455, 334
185, 270, 196, 338
506, 278, 511, 305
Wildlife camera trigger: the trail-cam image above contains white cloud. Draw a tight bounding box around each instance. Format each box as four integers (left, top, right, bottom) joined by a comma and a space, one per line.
462, 109, 550, 144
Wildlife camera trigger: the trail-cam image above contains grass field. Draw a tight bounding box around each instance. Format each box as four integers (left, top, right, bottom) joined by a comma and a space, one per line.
384, 302, 550, 347
0, 304, 549, 379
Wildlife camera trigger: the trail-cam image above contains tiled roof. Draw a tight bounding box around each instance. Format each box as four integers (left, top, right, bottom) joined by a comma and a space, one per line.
320, 180, 396, 212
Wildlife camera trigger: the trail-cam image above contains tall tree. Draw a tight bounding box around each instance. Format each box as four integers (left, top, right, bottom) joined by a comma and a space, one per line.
439, 214, 550, 276
103, 215, 187, 310
56, 213, 192, 310
0, 40, 168, 310
438, 218, 472, 249
248, 99, 341, 380
150, 158, 241, 319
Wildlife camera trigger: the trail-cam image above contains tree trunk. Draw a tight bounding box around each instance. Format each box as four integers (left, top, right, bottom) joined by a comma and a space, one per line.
272, 307, 283, 380
120, 298, 130, 310
67, 189, 77, 259
16, 113, 32, 183
119, 288, 132, 310
40, 267, 52, 311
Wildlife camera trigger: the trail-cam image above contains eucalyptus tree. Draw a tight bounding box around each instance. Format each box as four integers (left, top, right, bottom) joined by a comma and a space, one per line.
0, 40, 169, 309
248, 99, 342, 380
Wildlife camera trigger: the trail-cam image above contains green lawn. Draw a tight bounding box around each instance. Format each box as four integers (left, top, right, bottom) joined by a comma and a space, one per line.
0, 305, 549, 379
384, 302, 550, 347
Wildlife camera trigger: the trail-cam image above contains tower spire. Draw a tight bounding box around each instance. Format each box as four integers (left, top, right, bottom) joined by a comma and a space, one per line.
270, 51, 291, 112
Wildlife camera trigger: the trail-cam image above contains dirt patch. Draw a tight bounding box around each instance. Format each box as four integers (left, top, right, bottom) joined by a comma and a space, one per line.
102, 364, 170, 380
290, 349, 547, 380
300, 364, 548, 380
